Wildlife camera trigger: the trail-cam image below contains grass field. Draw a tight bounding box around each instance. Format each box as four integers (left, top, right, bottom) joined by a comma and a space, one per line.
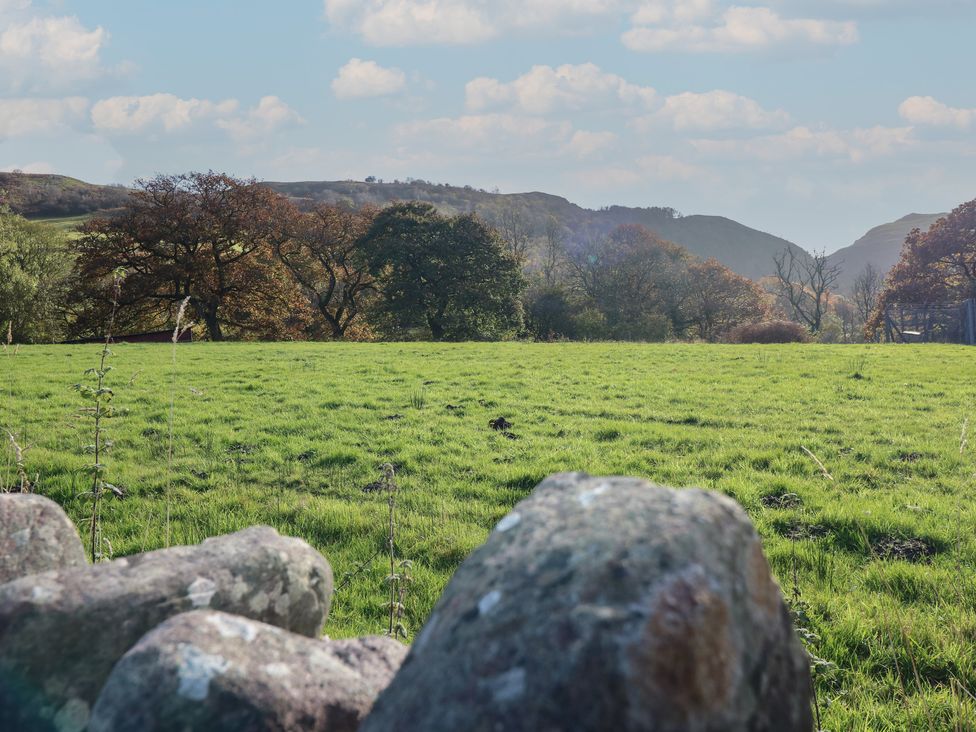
2, 342, 974, 729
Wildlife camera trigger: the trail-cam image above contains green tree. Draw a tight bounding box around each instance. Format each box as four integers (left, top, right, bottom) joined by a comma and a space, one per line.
0, 207, 73, 343
362, 203, 524, 340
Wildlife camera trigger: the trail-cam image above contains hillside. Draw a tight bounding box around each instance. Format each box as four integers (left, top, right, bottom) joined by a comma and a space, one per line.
266, 179, 807, 280
828, 212, 946, 292
0, 172, 131, 220
3, 172, 809, 280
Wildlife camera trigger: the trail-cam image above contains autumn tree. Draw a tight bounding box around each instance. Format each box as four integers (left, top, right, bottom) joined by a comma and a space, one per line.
868, 200, 976, 335
73, 172, 307, 341
772, 247, 841, 333
274, 204, 378, 339
685, 258, 770, 341
569, 224, 690, 340
362, 202, 525, 340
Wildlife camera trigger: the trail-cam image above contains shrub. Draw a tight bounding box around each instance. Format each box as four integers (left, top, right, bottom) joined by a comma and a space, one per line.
726, 320, 811, 344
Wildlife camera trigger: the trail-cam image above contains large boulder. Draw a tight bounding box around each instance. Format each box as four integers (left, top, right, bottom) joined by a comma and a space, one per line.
362, 473, 812, 732
89, 611, 407, 732
0, 526, 333, 732
0, 494, 86, 584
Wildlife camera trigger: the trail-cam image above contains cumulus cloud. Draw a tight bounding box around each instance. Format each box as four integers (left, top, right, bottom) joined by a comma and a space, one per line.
91, 94, 302, 142
0, 97, 89, 139
646, 90, 790, 131
691, 125, 914, 162
332, 58, 407, 99
91, 94, 239, 134
0, 2, 108, 88
466, 63, 656, 114
395, 113, 573, 153
323, 0, 622, 46
623, 4, 858, 52
564, 130, 618, 157
899, 96, 975, 130
216, 96, 305, 140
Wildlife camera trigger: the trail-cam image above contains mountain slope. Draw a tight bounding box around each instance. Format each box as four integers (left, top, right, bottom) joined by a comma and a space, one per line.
266, 180, 807, 280
3, 172, 808, 280
0, 172, 130, 219
828, 213, 946, 292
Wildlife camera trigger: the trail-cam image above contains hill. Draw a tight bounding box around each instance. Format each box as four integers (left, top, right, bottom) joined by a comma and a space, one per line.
827, 213, 946, 292
3, 172, 808, 280
266, 179, 807, 280
0, 172, 130, 220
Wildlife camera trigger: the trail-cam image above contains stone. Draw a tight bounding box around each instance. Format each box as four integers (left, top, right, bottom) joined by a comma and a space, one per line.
0, 525, 333, 732
0, 493, 86, 584
362, 473, 812, 732
89, 611, 407, 732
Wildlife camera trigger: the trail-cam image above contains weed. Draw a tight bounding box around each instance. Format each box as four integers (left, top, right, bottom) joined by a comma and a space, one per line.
410, 385, 426, 410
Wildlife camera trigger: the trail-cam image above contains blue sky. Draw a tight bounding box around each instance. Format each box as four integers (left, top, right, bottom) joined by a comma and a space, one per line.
1, 0, 973, 252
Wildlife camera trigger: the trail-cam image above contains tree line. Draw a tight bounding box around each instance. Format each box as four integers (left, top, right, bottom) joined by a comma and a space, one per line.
2, 171, 971, 344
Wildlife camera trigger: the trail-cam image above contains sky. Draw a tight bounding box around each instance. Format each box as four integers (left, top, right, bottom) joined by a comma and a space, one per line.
0, 0, 974, 252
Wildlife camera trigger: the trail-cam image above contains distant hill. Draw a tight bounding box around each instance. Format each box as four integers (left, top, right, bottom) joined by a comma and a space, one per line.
827, 213, 946, 292
266, 180, 808, 280
3, 172, 810, 280
0, 172, 131, 220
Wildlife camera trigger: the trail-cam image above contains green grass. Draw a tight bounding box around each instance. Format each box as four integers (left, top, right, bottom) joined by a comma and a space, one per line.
2, 342, 975, 728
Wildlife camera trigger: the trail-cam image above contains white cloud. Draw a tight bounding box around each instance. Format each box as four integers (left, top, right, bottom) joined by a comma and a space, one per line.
691, 124, 914, 162
91, 94, 302, 142
216, 96, 305, 140
466, 63, 656, 114
395, 113, 573, 153
623, 5, 858, 52
91, 94, 239, 134
332, 58, 407, 99
636, 153, 711, 181
898, 96, 975, 130
0, 97, 89, 139
0, 8, 108, 88
564, 130, 618, 157
323, 0, 623, 46
646, 90, 790, 131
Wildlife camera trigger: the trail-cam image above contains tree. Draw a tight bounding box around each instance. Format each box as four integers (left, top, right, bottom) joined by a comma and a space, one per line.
772, 247, 841, 333
362, 202, 525, 340
851, 263, 883, 325
868, 200, 976, 335
73, 172, 306, 341
685, 258, 770, 341
542, 216, 565, 287
569, 224, 690, 340
0, 208, 73, 343
498, 205, 533, 263
274, 204, 378, 339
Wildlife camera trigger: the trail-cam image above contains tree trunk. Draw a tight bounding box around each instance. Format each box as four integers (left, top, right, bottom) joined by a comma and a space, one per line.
202, 308, 223, 341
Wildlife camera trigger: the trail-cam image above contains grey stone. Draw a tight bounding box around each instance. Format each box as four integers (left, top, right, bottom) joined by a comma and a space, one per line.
362, 473, 812, 732
89, 611, 407, 732
0, 494, 86, 584
0, 526, 333, 732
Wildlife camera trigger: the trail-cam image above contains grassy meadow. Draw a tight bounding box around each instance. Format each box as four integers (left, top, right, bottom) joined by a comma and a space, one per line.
2, 342, 975, 729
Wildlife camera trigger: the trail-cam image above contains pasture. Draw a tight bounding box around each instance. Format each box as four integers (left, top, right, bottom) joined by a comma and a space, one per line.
2, 342, 974, 729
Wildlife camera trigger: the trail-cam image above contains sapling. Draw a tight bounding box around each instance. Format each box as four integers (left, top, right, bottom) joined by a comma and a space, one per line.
75, 268, 125, 562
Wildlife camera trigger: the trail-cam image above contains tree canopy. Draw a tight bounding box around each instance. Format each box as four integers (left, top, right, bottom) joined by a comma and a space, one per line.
362, 202, 525, 340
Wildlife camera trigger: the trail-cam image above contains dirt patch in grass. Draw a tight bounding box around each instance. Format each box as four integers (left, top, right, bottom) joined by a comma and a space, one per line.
872, 536, 938, 563
774, 519, 831, 541
761, 492, 803, 509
